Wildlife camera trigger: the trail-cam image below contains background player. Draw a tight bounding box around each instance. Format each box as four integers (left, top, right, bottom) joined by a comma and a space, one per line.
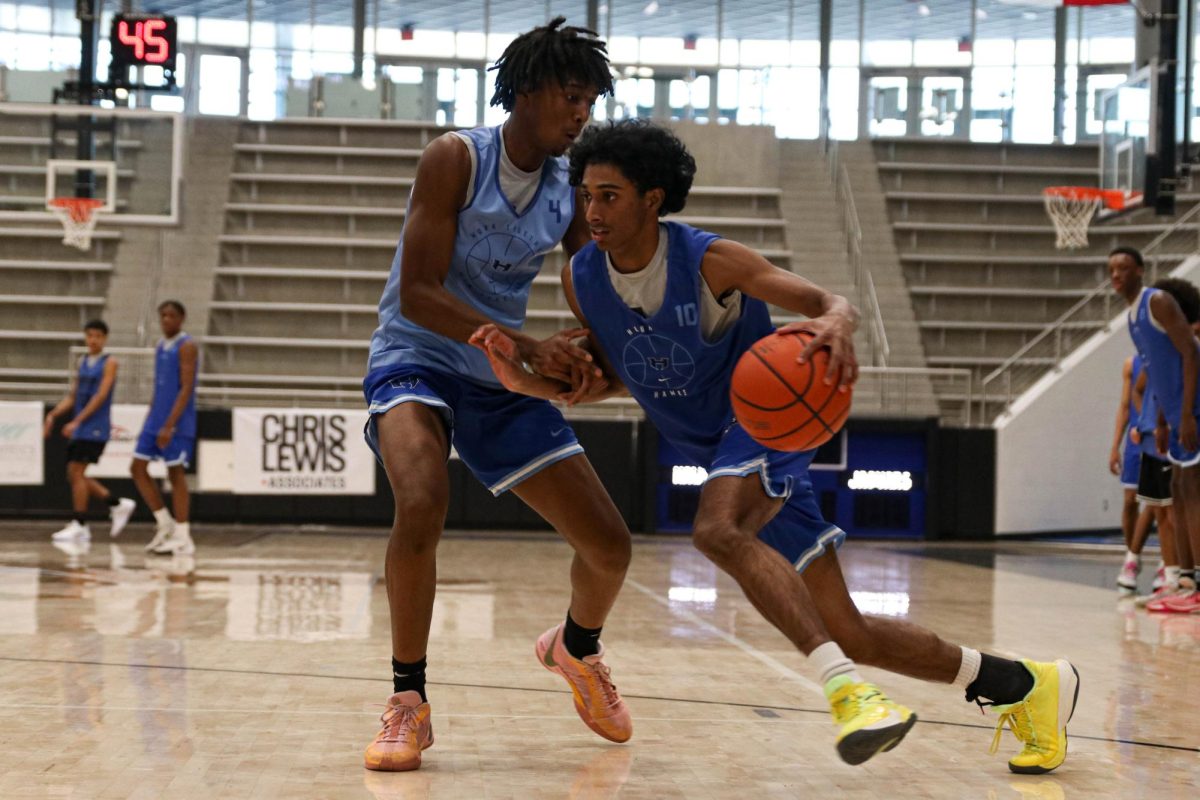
1114, 250, 1200, 614
131, 300, 198, 557
1109, 354, 1155, 593
43, 319, 135, 542
1129, 365, 1178, 605
361, 18, 635, 773
473, 119, 1080, 774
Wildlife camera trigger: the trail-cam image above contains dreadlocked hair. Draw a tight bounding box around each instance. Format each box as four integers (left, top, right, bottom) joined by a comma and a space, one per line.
489, 16, 614, 111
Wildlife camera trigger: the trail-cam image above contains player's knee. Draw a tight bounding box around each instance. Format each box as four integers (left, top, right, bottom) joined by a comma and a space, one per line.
390, 492, 447, 554
584, 529, 631, 577
691, 515, 748, 566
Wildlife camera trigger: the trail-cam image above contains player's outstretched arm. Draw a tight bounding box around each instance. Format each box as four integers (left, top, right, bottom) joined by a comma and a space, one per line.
398, 135, 595, 383
700, 239, 860, 389
1109, 356, 1133, 475
157, 340, 196, 449
1150, 291, 1200, 450
44, 381, 77, 438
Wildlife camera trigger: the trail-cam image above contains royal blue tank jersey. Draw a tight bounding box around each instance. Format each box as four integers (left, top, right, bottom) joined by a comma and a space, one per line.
571, 221, 774, 466
72, 353, 112, 442
145, 334, 197, 438
368, 125, 575, 386
1127, 287, 1200, 429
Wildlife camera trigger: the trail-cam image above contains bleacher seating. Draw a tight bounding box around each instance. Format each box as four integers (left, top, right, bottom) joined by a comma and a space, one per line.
205, 119, 796, 410
874, 138, 1192, 417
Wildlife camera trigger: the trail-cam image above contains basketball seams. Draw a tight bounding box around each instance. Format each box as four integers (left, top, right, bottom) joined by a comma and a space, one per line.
748, 347, 836, 439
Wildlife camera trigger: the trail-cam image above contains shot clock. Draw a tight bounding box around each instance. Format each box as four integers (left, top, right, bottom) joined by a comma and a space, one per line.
109, 13, 178, 87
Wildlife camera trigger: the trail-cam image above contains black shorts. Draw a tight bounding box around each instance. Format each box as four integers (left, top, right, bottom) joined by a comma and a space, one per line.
1136, 455, 1173, 507
65, 439, 107, 464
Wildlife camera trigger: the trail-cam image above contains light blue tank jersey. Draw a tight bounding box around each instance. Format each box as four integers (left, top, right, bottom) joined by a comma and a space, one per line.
368, 125, 575, 386
572, 222, 774, 467
146, 333, 197, 438
1127, 286, 1200, 430
73, 353, 112, 442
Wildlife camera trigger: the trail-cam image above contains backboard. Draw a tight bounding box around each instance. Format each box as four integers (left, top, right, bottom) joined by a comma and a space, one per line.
0, 102, 182, 226
1098, 66, 1151, 218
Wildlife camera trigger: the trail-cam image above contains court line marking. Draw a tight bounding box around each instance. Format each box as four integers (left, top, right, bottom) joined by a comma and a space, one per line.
626, 577, 825, 697
1, 655, 1196, 754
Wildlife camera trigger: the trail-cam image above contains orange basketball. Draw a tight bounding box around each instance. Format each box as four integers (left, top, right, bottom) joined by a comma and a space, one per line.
730, 331, 852, 451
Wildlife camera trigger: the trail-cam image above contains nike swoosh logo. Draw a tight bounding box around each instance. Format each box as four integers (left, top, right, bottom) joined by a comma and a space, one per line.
543, 630, 560, 668
550, 427, 567, 437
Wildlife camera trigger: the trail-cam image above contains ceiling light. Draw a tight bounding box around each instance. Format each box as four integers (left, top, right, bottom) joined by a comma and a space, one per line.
975, 8, 988, 20
918, 4, 931, 16
643, 0, 659, 14
1022, 11, 1038, 20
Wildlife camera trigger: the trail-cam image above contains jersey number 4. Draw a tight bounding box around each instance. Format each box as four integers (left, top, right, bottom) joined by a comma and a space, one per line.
548, 199, 562, 224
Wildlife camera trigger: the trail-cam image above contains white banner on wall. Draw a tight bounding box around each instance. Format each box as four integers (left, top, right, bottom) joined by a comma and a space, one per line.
90, 404, 166, 479
0, 402, 44, 485
233, 408, 375, 495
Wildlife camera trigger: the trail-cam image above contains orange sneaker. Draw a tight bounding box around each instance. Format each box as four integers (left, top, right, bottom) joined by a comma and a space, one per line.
536, 623, 632, 743
363, 691, 434, 771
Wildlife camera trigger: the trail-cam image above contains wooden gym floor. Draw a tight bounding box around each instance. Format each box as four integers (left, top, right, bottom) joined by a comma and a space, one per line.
0, 521, 1195, 799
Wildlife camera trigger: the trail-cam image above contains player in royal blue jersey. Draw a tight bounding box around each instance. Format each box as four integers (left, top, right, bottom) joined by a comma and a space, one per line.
1109, 354, 1156, 593
362, 18, 634, 772
1115, 250, 1200, 613
473, 120, 1079, 773
131, 300, 198, 557
43, 319, 135, 543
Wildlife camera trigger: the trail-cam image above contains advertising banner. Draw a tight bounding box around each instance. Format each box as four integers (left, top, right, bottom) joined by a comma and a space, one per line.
0, 402, 44, 485
232, 408, 375, 495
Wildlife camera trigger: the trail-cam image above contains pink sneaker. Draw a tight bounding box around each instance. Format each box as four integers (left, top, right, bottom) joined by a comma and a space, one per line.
1138, 583, 1177, 608
1117, 560, 1139, 594
536, 623, 632, 743
1152, 590, 1200, 614
363, 691, 433, 771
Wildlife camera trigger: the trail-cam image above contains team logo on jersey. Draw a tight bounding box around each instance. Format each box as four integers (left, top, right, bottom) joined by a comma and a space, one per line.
622, 334, 695, 392
466, 233, 536, 299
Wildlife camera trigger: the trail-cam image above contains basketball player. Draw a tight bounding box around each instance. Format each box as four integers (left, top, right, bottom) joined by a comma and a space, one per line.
43, 319, 135, 541
1108, 354, 1155, 593
130, 300, 198, 557
1128, 365, 1179, 605
1112, 249, 1200, 614
472, 120, 1080, 773
362, 19, 634, 772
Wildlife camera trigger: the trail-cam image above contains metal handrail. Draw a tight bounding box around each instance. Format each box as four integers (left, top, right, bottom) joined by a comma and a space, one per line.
980, 200, 1200, 421
835, 161, 891, 366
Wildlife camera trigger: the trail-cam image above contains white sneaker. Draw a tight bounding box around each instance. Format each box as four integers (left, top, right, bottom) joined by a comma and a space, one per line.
51, 520, 90, 542
144, 521, 174, 552
151, 532, 194, 556
109, 498, 136, 538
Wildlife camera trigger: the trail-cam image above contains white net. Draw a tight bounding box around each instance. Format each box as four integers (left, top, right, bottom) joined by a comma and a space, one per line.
49, 198, 104, 251
68, 346, 156, 405
1042, 189, 1102, 250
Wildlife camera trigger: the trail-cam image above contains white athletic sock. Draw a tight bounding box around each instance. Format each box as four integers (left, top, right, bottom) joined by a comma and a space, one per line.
810, 642, 864, 689
152, 507, 173, 527
175, 522, 190, 541
1124, 550, 1139, 564
1165, 565, 1182, 585
952, 647, 982, 690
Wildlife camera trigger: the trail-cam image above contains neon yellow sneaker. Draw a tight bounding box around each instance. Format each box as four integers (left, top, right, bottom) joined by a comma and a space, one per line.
826, 676, 917, 765
989, 659, 1079, 774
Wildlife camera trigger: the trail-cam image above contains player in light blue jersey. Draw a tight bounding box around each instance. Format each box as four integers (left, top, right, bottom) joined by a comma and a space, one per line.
131, 300, 198, 557
43, 319, 135, 544
1115, 249, 1200, 613
362, 18, 635, 773
473, 120, 1080, 774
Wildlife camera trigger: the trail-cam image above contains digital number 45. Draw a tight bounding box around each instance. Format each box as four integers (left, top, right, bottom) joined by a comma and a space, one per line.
117, 19, 170, 64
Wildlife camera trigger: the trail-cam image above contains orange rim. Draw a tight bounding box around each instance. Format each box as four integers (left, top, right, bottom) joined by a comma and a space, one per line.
1042, 185, 1134, 211
49, 197, 105, 223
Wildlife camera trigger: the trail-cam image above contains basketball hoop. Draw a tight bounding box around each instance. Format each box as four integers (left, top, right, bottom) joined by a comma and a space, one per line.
48, 197, 105, 251
1042, 186, 1128, 250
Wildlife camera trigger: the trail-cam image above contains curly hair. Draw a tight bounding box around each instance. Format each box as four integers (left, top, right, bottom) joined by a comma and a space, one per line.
489, 16, 613, 112
1153, 277, 1200, 324
568, 120, 696, 216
